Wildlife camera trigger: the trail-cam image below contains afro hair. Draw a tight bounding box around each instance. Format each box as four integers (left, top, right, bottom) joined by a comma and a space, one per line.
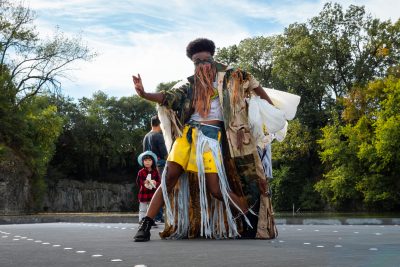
186, 38, 216, 59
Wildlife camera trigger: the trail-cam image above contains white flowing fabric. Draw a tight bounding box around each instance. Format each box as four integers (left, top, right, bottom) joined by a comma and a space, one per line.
264, 88, 301, 120
157, 105, 174, 152
248, 95, 286, 134
274, 121, 288, 142
248, 88, 300, 145
157, 79, 187, 152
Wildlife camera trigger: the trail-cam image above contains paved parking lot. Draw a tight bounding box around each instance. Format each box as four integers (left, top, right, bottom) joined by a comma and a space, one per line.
1, 223, 399, 267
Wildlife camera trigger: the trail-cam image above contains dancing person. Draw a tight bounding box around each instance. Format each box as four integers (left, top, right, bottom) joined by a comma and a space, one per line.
132, 38, 277, 242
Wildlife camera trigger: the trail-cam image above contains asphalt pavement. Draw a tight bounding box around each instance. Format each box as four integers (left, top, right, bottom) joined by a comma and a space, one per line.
1, 222, 399, 267
2, 213, 400, 225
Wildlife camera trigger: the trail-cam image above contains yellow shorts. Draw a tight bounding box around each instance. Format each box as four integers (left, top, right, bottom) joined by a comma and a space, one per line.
167, 124, 221, 173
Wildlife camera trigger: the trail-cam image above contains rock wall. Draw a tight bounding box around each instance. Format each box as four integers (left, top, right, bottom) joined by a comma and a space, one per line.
0, 148, 32, 215
1, 146, 137, 214
42, 179, 136, 212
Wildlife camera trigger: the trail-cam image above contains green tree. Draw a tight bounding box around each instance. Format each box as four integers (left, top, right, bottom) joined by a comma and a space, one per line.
273, 3, 400, 128
156, 80, 181, 92
0, 1, 94, 211
48, 92, 156, 182
215, 3, 400, 211
22, 96, 64, 207
270, 119, 323, 211
215, 45, 239, 66
0, 0, 95, 106
215, 36, 281, 88
317, 75, 400, 210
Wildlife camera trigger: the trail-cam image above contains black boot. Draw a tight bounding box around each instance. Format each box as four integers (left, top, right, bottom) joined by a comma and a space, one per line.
134, 216, 154, 242
240, 211, 259, 239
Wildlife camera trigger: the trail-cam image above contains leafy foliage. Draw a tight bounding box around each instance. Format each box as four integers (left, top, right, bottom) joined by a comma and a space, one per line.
215, 3, 400, 211
317, 76, 400, 210
48, 92, 156, 182
270, 120, 324, 211
0, 1, 93, 210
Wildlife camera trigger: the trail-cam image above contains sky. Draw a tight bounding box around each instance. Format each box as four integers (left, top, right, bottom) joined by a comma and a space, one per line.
27, 0, 400, 100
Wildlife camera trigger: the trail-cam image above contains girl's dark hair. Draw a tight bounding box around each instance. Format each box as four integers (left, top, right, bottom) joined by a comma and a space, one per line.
186, 38, 215, 59
142, 155, 157, 170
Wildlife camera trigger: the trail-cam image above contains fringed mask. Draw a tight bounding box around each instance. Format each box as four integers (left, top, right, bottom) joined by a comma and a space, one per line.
193, 57, 216, 118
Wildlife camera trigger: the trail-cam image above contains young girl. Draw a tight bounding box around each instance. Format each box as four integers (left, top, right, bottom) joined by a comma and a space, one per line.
136, 151, 160, 221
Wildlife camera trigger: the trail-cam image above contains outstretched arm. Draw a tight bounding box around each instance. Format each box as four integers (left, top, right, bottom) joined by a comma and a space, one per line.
253, 85, 274, 105
132, 74, 165, 104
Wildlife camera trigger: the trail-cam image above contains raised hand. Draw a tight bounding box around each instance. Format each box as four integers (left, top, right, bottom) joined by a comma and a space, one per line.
132, 74, 164, 104
132, 74, 145, 97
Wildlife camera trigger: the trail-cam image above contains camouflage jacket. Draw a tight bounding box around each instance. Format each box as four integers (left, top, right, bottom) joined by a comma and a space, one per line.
161, 62, 260, 158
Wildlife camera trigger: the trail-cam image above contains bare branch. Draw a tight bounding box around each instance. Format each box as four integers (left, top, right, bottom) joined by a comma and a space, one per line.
1, 1, 95, 103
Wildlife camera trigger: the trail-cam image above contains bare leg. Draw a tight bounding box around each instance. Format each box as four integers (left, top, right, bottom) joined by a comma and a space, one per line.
145, 161, 183, 219
205, 173, 248, 212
